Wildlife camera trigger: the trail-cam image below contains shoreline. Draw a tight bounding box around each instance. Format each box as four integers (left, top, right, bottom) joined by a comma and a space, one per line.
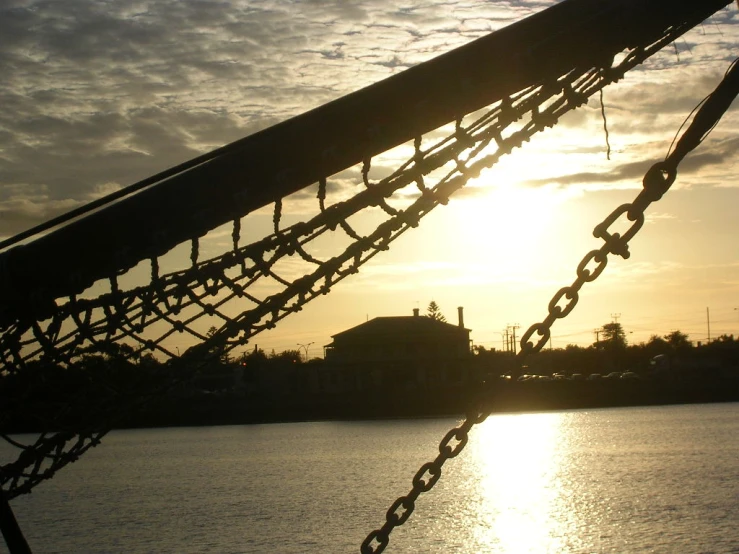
107, 377, 739, 431
3, 376, 737, 434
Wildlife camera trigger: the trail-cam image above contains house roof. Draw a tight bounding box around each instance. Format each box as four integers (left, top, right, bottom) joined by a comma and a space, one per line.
327, 316, 470, 345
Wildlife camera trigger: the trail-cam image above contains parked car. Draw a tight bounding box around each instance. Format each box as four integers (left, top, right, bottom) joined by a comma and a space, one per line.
650, 354, 670, 371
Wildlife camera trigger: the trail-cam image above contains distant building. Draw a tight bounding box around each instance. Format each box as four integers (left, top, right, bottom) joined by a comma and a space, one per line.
322, 307, 472, 392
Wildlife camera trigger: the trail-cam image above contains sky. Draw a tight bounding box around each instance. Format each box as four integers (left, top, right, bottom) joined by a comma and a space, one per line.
1, 0, 738, 357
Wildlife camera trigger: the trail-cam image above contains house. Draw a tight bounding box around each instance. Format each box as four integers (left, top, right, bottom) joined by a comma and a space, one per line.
322, 307, 472, 392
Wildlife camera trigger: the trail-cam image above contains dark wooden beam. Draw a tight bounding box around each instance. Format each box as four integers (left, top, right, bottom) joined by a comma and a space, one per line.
0, 0, 731, 325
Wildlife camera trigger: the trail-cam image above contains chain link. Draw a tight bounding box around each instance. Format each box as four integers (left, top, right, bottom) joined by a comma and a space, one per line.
361, 55, 739, 554
360, 422, 471, 554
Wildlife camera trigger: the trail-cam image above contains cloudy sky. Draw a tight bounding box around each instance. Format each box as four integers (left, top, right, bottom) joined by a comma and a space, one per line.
1, 0, 738, 355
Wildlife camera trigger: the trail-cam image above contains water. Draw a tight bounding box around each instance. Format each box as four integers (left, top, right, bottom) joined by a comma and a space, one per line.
3, 403, 738, 553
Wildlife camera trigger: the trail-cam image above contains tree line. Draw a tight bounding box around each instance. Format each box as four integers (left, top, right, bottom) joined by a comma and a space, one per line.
474, 321, 738, 378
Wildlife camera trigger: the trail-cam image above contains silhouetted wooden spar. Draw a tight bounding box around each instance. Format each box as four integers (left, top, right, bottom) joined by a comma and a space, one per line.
0, 0, 736, 552
0, 0, 730, 325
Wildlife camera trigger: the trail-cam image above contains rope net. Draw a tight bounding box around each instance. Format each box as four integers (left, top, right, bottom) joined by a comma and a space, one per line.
0, 0, 731, 510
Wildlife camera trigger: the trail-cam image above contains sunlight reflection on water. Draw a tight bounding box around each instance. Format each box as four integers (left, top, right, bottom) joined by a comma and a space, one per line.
468, 413, 565, 553
2, 404, 738, 553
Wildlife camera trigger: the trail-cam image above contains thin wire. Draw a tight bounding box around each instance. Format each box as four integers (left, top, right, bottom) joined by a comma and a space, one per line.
665, 57, 739, 160
665, 97, 708, 160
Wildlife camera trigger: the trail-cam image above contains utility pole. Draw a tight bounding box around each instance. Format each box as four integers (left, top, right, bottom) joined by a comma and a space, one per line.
593, 328, 601, 344
508, 323, 520, 355
611, 313, 621, 324
706, 307, 711, 342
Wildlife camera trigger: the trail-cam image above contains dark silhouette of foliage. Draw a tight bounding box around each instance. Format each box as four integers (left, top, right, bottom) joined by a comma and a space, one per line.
426, 301, 446, 322
664, 330, 692, 352
600, 322, 627, 349
5, 326, 738, 433
205, 326, 231, 365
241, 347, 268, 367
269, 349, 302, 365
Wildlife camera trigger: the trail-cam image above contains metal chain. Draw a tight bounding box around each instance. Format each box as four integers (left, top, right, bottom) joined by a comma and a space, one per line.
361, 56, 739, 554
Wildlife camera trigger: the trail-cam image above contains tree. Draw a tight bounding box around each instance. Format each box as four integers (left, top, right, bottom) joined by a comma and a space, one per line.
600, 322, 627, 349
644, 334, 670, 358
205, 325, 231, 365
426, 301, 446, 322
269, 349, 302, 366
664, 330, 691, 351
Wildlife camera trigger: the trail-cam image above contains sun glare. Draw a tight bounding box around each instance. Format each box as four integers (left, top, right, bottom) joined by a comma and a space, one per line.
462, 182, 556, 239
445, 168, 576, 284
468, 413, 567, 553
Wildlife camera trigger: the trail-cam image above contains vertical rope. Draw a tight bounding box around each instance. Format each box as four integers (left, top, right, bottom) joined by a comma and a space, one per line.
232, 218, 241, 252
413, 136, 427, 192
361, 159, 372, 188
190, 238, 199, 267
273, 199, 282, 235
317, 178, 327, 211
150, 258, 159, 282
599, 89, 612, 160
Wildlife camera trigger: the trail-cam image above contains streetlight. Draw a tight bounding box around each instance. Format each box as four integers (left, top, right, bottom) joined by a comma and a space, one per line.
297, 342, 314, 361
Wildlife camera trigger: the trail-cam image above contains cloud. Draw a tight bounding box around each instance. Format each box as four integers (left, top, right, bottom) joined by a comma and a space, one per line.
645, 212, 677, 224
518, 124, 739, 191
0, 194, 81, 237
0, 0, 736, 242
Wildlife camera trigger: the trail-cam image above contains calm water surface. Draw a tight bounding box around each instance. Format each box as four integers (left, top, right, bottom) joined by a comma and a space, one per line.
3, 403, 738, 553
